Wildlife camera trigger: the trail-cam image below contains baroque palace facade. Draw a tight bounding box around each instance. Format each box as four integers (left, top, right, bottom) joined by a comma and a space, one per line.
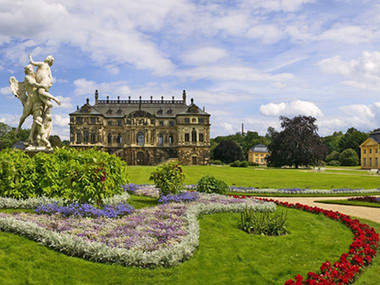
69, 90, 210, 165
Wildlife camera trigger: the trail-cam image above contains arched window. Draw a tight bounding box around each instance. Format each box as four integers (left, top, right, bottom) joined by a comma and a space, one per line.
117, 133, 122, 145
169, 134, 174, 145
137, 131, 144, 146
192, 129, 197, 143
158, 134, 163, 145
107, 133, 112, 144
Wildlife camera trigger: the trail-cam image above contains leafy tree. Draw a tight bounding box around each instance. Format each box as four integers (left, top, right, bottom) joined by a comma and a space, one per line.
322, 131, 343, 154
49, 135, 63, 148
339, 148, 359, 166
267, 116, 327, 168
325, 151, 340, 162
0, 123, 30, 150
338, 128, 368, 158
213, 140, 243, 164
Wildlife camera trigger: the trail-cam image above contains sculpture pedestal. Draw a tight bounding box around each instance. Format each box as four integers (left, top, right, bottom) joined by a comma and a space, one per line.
24, 145, 54, 157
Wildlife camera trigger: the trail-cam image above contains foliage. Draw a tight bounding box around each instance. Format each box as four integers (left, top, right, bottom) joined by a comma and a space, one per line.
325, 150, 340, 162
238, 206, 288, 236
338, 128, 368, 158
339, 148, 359, 166
0, 149, 37, 199
212, 131, 270, 159
327, 159, 341, 166
0, 148, 128, 205
48, 135, 63, 148
35, 202, 134, 218
230, 160, 248, 167
322, 131, 344, 154
209, 159, 223, 165
267, 116, 327, 168
0, 122, 30, 150
213, 140, 243, 163
158, 191, 199, 204
196, 175, 229, 194
248, 161, 259, 166
149, 161, 185, 195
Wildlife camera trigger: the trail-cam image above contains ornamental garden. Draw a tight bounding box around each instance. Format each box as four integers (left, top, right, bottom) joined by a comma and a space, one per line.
0, 148, 379, 284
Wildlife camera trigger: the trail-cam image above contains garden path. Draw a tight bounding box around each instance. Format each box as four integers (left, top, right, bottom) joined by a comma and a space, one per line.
267, 196, 380, 223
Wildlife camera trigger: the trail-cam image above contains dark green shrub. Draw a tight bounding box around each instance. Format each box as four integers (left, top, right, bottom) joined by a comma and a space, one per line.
0, 149, 37, 198
339, 148, 359, 166
196, 175, 229, 194
210, 159, 223, 165
0, 148, 128, 205
325, 151, 340, 162
248, 161, 259, 166
149, 161, 185, 195
230, 160, 241, 167
238, 206, 288, 236
327, 160, 340, 166
239, 160, 249, 167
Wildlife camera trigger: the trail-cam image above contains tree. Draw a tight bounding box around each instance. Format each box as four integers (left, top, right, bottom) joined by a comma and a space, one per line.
339, 148, 359, 166
49, 135, 63, 148
338, 128, 368, 158
0, 123, 30, 150
267, 116, 327, 168
213, 140, 243, 164
322, 131, 343, 154
325, 151, 340, 162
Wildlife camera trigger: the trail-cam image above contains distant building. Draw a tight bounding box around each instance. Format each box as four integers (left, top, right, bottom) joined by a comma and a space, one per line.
69, 90, 210, 165
360, 129, 380, 169
248, 144, 269, 165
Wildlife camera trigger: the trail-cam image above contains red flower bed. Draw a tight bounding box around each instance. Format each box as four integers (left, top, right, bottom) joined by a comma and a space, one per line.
348, 196, 380, 204
231, 195, 379, 285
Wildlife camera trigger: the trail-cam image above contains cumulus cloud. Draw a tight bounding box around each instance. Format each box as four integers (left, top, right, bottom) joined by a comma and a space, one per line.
73, 79, 131, 97
241, 0, 315, 12
260, 100, 323, 117
319, 51, 380, 91
0, 87, 11, 95
320, 25, 376, 45
55, 96, 72, 109
181, 47, 228, 65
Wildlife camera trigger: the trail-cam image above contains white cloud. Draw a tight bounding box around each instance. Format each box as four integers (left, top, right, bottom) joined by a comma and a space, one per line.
53, 114, 69, 127
0, 86, 11, 95
55, 96, 72, 109
181, 65, 294, 81
73, 79, 131, 97
320, 25, 376, 45
181, 47, 228, 65
260, 100, 323, 117
241, 0, 315, 12
319, 51, 380, 91
246, 25, 285, 44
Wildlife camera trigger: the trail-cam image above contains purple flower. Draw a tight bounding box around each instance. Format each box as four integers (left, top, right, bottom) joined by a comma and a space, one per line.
158, 192, 199, 204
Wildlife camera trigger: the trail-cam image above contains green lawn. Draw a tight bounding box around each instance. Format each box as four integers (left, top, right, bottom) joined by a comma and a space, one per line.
0, 199, 362, 284
127, 165, 380, 189
315, 199, 380, 209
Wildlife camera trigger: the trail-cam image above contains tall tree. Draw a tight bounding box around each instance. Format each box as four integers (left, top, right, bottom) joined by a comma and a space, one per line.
213, 140, 243, 163
322, 131, 344, 154
267, 116, 327, 168
0, 123, 30, 150
338, 128, 368, 158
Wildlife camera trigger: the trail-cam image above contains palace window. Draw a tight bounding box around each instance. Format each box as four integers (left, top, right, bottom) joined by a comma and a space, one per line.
370, 157, 373, 166
370, 149, 372, 154
199, 118, 205, 124
137, 131, 144, 146
158, 134, 163, 145
199, 133, 204, 142
364, 158, 367, 166
90, 133, 96, 144
159, 121, 164, 126
169, 134, 174, 145
90, 117, 96, 124
185, 133, 190, 142
83, 130, 89, 143
376, 157, 379, 167
108, 120, 112, 126
364, 149, 366, 154
76, 132, 82, 144
107, 134, 112, 144
76, 117, 83, 124
150, 119, 155, 125
192, 129, 197, 142
117, 133, 122, 145
184, 118, 190, 123
117, 120, 122, 126
126, 119, 131, 125
192, 118, 197, 123
169, 121, 174, 126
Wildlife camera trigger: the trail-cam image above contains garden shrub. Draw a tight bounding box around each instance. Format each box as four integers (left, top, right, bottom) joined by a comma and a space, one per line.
209, 159, 223, 165
0, 148, 128, 205
0, 149, 37, 199
339, 148, 359, 166
149, 161, 185, 195
238, 206, 288, 236
248, 161, 259, 166
196, 175, 229, 194
327, 160, 340, 166
239, 160, 249, 167
229, 160, 241, 167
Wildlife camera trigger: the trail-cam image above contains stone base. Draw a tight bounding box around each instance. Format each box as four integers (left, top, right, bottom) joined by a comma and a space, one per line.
24, 145, 54, 156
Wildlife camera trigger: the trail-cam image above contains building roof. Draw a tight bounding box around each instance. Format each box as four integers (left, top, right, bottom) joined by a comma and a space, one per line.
70, 91, 210, 118
249, 144, 268, 153
369, 128, 380, 144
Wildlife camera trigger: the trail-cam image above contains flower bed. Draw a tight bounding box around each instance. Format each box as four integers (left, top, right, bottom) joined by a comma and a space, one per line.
0, 193, 275, 267
123, 184, 160, 198
229, 187, 380, 195
158, 192, 199, 204
231, 195, 379, 284
348, 196, 380, 204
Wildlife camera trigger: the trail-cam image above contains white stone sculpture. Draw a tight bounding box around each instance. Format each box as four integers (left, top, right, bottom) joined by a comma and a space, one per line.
9, 54, 61, 151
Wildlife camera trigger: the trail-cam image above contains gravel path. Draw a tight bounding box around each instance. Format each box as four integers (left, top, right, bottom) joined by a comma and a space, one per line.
267, 196, 380, 223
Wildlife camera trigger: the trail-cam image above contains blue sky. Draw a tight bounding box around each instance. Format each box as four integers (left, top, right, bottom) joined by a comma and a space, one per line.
2, 0, 380, 140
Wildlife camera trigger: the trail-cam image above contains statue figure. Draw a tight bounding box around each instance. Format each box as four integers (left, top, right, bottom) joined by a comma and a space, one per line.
9, 54, 60, 151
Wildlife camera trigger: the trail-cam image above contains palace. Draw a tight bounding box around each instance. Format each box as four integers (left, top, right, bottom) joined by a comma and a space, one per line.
360, 128, 380, 169
69, 90, 210, 165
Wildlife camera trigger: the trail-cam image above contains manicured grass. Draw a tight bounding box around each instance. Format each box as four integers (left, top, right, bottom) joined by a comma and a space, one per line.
0, 206, 358, 284
315, 199, 380, 209
127, 165, 380, 189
